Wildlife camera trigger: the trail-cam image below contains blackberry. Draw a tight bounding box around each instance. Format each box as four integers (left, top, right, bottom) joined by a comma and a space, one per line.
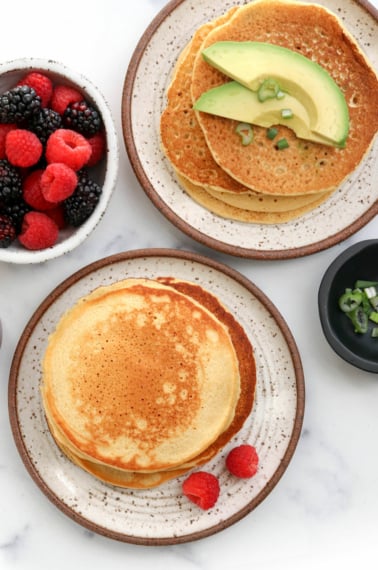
63, 100, 102, 136
0, 85, 41, 124
63, 170, 102, 226
0, 159, 22, 204
1, 199, 31, 233
0, 214, 16, 247
29, 107, 62, 144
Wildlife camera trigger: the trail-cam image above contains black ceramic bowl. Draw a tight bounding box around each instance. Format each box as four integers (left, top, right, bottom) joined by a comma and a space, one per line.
318, 240, 378, 374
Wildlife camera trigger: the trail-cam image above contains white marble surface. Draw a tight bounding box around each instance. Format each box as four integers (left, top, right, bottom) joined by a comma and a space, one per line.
1, 0, 378, 568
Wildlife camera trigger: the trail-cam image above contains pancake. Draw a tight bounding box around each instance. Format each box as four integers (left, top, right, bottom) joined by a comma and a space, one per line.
176, 172, 333, 224
160, 8, 252, 194
160, 7, 338, 215
42, 278, 245, 478
43, 277, 256, 489
191, 0, 378, 196
204, 186, 331, 213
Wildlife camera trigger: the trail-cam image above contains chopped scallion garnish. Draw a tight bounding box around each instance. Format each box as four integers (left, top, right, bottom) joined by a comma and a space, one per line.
369, 311, 378, 324
235, 122, 253, 146
364, 286, 377, 299
338, 280, 378, 337
266, 127, 279, 140
276, 138, 289, 150
281, 108, 293, 119
355, 280, 378, 289
257, 78, 281, 102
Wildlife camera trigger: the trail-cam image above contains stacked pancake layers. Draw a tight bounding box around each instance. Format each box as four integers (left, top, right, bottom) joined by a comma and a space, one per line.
160, 0, 378, 224
41, 277, 256, 489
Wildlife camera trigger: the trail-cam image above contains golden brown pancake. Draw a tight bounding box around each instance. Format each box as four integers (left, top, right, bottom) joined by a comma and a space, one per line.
176, 172, 333, 224
160, 6, 337, 216
204, 186, 331, 213
43, 277, 256, 489
42, 278, 252, 484
160, 7, 253, 194
191, 0, 378, 196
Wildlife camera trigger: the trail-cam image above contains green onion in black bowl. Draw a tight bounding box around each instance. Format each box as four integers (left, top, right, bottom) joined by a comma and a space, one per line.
318, 240, 378, 374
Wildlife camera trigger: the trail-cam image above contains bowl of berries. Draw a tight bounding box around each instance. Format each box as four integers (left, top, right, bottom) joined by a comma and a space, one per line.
318, 240, 378, 374
0, 58, 119, 263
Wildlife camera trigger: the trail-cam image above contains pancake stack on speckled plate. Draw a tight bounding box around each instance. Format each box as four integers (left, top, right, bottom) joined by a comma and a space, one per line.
41, 277, 256, 489
160, 0, 378, 224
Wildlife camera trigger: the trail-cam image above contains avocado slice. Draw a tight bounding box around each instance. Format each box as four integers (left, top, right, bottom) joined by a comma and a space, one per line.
201, 41, 349, 147
193, 80, 336, 146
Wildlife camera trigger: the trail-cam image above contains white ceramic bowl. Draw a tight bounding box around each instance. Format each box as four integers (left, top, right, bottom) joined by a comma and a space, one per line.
0, 58, 119, 264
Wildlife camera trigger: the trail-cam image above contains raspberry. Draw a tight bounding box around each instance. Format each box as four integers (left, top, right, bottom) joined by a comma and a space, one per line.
0, 124, 16, 159
18, 211, 59, 250
17, 72, 53, 108
5, 129, 43, 167
0, 213, 16, 247
41, 163, 77, 202
50, 85, 82, 115
225, 445, 259, 478
182, 471, 220, 510
23, 169, 57, 210
63, 100, 102, 136
86, 131, 106, 166
46, 129, 92, 170
45, 204, 66, 229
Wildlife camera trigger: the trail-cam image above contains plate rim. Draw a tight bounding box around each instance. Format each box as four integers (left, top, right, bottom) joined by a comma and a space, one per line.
8, 247, 305, 545
121, 0, 378, 260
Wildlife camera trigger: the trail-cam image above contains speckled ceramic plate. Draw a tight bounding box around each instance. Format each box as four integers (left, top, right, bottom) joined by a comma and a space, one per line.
9, 249, 304, 545
122, 0, 378, 259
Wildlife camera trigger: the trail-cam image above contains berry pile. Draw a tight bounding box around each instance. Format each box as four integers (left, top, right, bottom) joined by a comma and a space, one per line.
182, 444, 259, 510
0, 71, 106, 250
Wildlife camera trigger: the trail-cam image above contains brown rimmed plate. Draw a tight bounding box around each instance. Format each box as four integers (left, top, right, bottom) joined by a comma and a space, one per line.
8, 249, 304, 545
121, 0, 378, 260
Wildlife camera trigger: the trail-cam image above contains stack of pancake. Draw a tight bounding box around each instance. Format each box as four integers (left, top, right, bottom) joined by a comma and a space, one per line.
160, 0, 378, 224
41, 277, 256, 489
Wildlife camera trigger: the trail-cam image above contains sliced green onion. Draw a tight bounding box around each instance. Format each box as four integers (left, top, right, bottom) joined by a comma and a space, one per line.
364, 286, 377, 299
257, 78, 281, 102
348, 306, 369, 334
338, 281, 378, 336
266, 127, 279, 140
369, 295, 378, 311
235, 122, 253, 146
276, 90, 286, 100
369, 311, 378, 324
372, 327, 378, 338
355, 280, 378, 289
338, 291, 363, 313
276, 138, 289, 150
360, 292, 372, 314
281, 108, 294, 119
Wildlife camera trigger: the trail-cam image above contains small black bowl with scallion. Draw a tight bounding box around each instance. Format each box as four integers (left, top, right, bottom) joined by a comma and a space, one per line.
318, 240, 378, 374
